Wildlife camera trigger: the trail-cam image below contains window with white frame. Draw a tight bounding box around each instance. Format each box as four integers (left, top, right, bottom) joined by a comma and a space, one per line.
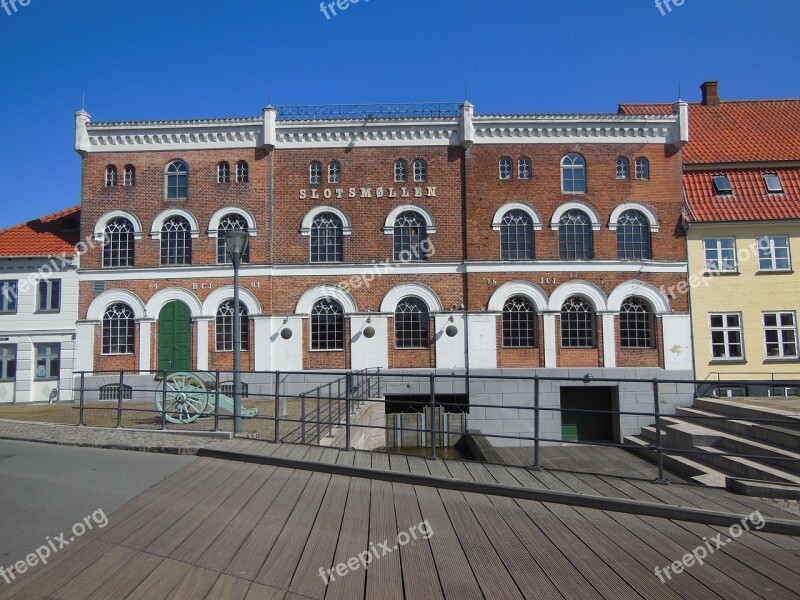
413, 159, 427, 183
561, 296, 596, 348
616, 210, 652, 260
217, 162, 230, 184
499, 157, 513, 180
216, 214, 250, 264
328, 161, 341, 184
558, 209, 593, 260
123, 165, 136, 187
518, 157, 532, 180
710, 313, 744, 360
0, 281, 18, 314
394, 297, 429, 348
215, 300, 249, 352
102, 304, 135, 355
393, 211, 428, 261
561, 154, 586, 193
763, 312, 798, 359
394, 159, 408, 183
0, 345, 16, 381
309, 161, 323, 185
311, 212, 344, 263
105, 165, 117, 187
500, 210, 534, 260
165, 160, 188, 199
616, 157, 630, 179
37, 279, 61, 312
757, 235, 791, 271
34, 343, 60, 379
703, 238, 737, 272
502, 296, 537, 348
160, 216, 192, 265
236, 161, 249, 183
620, 297, 654, 349
634, 157, 650, 180
103, 218, 135, 267
310, 298, 345, 351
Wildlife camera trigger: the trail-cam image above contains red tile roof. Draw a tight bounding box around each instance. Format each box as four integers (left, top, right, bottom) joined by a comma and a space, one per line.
0, 207, 81, 257
683, 169, 800, 222
619, 100, 800, 164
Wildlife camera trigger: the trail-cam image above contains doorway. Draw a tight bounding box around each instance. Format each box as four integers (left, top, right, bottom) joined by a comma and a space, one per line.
158, 301, 192, 372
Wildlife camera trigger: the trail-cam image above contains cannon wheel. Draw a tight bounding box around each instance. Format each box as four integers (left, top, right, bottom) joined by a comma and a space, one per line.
155, 372, 210, 424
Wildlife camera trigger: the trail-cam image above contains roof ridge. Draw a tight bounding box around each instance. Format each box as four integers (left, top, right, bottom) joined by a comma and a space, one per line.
0, 205, 80, 235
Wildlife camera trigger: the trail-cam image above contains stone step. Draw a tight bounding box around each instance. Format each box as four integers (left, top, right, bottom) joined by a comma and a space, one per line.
693, 398, 800, 432
675, 407, 800, 451
694, 446, 800, 485
726, 478, 800, 499
622, 435, 726, 487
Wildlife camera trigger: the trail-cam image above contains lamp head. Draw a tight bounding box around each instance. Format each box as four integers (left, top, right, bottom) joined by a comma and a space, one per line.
225, 230, 249, 257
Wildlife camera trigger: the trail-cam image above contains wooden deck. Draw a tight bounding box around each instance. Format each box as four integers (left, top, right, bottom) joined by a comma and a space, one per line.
2, 440, 799, 599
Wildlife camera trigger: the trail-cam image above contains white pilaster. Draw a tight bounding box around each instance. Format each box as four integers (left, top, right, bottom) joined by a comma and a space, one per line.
137, 319, 155, 372
271, 316, 304, 371
350, 315, 388, 370
662, 313, 693, 371
435, 313, 466, 369
74, 321, 97, 373
194, 317, 212, 371
601, 312, 617, 368
252, 316, 272, 371
465, 314, 497, 368
543, 313, 557, 368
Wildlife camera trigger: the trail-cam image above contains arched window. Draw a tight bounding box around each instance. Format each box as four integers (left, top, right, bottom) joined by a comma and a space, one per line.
499, 157, 513, 180
518, 157, 532, 180
217, 162, 230, 184
328, 161, 341, 184
311, 299, 345, 351
616, 209, 652, 260
311, 212, 344, 263
393, 211, 428, 261
395, 297, 429, 349
620, 297, 654, 349
309, 161, 323, 185
105, 165, 117, 187
413, 159, 427, 183
561, 153, 586, 193
558, 209, 593, 260
215, 300, 249, 352
103, 218, 135, 268
165, 160, 188, 199
102, 303, 135, 355
236, 161, 249, 183
635, 157, 650, 180
616, 157, 630, 180
502, 296, 537, 347
394, 159, 408, 183
160, 215, 192, 265
500, 210, 534, 260
123, 165, 136, 187
561, 296, 595, 348
217, 214, 250, 264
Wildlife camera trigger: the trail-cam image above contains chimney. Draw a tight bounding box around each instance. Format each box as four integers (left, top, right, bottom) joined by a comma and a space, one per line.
701, 81, 720, 106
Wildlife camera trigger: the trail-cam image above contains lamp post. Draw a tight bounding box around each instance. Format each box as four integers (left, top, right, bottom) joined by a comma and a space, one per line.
225, 229, 249, 434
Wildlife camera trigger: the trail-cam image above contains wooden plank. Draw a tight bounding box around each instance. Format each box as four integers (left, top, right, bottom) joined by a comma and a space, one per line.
84, 548, 162, 600
462, 461, 497, 484
442, 458, 472, 481
48, 545, 138, 599
124, 557, 195, 600
164, 566, 220, 600
370, 451, 390, 472
205, 573, 251, 600
405, 456, 431, 476
424, 458, 451, 479
388, 454, 410, 473
325, 477, 371, 600
354, 450, 373, 469
318, 446, 341, 464
365, 479, 403, 600
335, 450, 356, 466
483, 463, 524, 487
245, 582, 286, 600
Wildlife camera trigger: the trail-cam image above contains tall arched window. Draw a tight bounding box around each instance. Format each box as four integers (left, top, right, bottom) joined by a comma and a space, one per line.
102, 304, 135, 354
499, 157, 513, 180
518, 157, 532, 180
103, 218, 135, 267
215, 300, 249, 351
561, 154, 586, 193
635, 157, 650, 180
217, 162, 230, 184
328, 161, 341, 184
217, 214, 250, 264
616, 210, 652, 260
105, 166, 117, 187
311, 212, 344, 263
502, 296, 537, 347
561, 296, 596, 348
123, 165, 136, 187
393, 211, 428, 261
165, 160, 188, 199
616, 157, 630, 179
558, 209, 593, 260
395, 297, 429, 348
413, 159, 427, 183
160, 216, 192, 265
620, 297, 654, 349
394, 159, 408, 183
500, 210, 534, 260
236, 161, 249, 183
311, 299, 345, 351
309, 161, 323, 185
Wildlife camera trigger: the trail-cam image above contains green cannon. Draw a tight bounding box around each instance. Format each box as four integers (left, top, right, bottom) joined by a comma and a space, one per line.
154, 372, 259, 424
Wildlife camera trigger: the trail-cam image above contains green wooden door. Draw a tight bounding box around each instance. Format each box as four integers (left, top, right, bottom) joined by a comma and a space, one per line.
158, 301, 192, 372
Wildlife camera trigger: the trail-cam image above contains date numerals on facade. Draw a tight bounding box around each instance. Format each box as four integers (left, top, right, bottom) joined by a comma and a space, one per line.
487, 277, 557, 286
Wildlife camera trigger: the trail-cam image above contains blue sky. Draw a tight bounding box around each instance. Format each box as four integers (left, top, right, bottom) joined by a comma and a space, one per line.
0, 0, 798, 228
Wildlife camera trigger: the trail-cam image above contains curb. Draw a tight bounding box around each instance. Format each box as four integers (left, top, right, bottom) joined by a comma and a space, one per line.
0, 434, 202, 455
198, 448, 800, 536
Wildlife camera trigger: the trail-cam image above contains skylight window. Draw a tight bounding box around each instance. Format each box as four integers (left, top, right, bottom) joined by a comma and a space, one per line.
764, 174, 784, 194
712, 175, 733, 195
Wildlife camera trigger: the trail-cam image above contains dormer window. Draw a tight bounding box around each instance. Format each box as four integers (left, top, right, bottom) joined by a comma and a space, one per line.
764, 174, 784, 194
712, 175, 733, 195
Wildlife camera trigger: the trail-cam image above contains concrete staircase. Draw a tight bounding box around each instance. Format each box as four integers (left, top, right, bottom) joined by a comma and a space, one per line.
625, 397, 800, 496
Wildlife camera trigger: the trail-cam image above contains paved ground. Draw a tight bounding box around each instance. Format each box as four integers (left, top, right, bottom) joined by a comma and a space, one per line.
1, 440, 799, 600
0, 439, 193, 572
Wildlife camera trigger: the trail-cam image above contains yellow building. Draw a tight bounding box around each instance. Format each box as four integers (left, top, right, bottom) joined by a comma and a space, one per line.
622, 82, 800, 396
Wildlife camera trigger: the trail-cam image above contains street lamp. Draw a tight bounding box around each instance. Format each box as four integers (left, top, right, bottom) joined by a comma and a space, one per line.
225, 229, 249, 433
